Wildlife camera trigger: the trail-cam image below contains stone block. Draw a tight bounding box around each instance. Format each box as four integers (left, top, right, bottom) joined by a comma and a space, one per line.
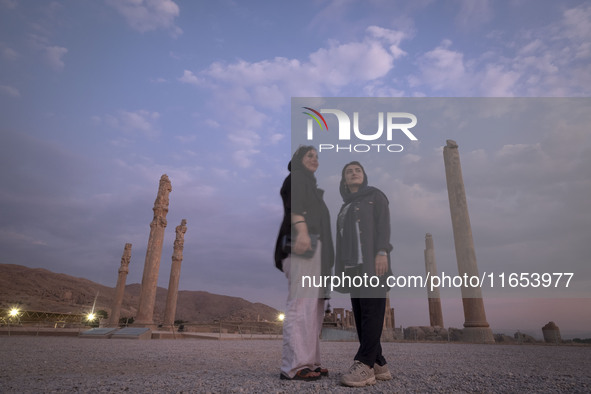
79, 328, 118, 339
111, 327, 152, 340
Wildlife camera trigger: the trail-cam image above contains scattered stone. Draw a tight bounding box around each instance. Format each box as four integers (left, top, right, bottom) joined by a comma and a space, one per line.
514, 331, 537, 343
493, 333, 515, 343
404, 326, 449, 341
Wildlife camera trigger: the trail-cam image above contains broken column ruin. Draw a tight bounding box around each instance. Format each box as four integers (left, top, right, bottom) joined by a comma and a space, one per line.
424, 233, 444, 327
163, 219, 187, 328
384, 297, 395, 329
108, 243, 132, 327
135, 174, 172, 327
542, 321, 562, 344
443, 140, 494, 343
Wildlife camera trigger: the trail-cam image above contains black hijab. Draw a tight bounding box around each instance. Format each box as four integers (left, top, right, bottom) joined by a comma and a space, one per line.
339, 161, 375, 203
288, 145, 316, 173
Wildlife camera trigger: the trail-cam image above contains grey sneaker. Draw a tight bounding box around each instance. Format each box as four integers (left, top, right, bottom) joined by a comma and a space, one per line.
374, 363, 392, 380
340, 361, 376, 387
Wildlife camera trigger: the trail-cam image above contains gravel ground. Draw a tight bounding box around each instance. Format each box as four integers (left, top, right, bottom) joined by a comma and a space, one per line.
1, 337, 590, 393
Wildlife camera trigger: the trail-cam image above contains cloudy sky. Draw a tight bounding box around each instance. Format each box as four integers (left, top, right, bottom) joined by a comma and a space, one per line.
1, 0, 590, 337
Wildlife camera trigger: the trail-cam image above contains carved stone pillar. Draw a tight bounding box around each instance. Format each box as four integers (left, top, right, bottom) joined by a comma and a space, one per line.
135, 174, 172, 327
443, 140, 494, 343
424, 233, 444, 327
108, 243, 131, 327
163, 219, 187, 328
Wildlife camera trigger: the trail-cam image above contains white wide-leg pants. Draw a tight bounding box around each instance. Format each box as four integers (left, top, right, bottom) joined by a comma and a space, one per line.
280, 241, 325, 378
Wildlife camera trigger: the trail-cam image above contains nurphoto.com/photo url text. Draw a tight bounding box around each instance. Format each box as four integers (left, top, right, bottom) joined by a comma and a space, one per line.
302, 272, 574, 292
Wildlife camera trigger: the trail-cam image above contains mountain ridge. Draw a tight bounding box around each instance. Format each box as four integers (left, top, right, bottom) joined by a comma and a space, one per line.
0, 263, 279, 323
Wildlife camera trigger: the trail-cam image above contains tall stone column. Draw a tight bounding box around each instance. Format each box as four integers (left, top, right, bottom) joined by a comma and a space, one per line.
443, 140, 494, 343
424, 233, 444, 327
135, 174, 172, 327
108, 243, 132, 327
163, 219, 187, 328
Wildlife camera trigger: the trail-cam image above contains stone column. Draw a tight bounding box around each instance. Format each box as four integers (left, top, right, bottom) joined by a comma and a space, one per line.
542, 321, 562, 344
163, 219, 187, 328
108, 243, 132, 327
424, 233, 444, 327
384, 297, 395, 329
443, 140, 494, 343
135, 174, 172, 327
345, 310, 354, 329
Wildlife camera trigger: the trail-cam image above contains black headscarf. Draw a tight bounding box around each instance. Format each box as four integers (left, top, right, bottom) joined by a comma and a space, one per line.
339, 161, 374, 203
288, 145, 316, 173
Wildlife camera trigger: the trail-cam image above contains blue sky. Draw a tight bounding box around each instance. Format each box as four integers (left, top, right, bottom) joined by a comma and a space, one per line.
1, 0, 590, 336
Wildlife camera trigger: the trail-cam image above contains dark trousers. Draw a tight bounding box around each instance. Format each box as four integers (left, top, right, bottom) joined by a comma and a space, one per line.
351, 297, 387, 368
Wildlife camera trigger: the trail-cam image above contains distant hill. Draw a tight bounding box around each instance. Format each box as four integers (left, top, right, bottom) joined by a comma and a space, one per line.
0, 264, 279, 323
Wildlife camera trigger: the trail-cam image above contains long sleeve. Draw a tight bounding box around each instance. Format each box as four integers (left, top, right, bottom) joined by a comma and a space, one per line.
373, 191, 393, 254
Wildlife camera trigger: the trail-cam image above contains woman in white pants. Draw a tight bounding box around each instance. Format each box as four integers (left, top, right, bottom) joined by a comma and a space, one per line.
274, 145, 334, 381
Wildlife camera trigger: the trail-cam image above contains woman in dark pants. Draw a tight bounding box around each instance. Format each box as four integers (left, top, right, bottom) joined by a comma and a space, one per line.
335, 161, 393, 387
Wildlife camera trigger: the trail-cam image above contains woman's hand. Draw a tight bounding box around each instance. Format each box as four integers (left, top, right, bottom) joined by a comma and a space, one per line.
291, 214, 310, 255
293, 231, 311, 255
375, 254, 388, 276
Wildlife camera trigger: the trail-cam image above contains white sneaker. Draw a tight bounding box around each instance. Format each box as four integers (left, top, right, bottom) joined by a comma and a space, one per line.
374, 363, 392, 380
340, 361, 376, 387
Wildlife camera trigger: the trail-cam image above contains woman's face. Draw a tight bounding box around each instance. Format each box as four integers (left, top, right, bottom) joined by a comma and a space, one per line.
344, 164, 364, 188
301, 149, 319, 173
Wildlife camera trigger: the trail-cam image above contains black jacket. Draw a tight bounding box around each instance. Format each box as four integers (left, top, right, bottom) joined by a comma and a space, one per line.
274, 169, 334, 277
335, 186, 393, 294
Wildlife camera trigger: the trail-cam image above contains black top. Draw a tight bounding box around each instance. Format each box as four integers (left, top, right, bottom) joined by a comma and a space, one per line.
335, 186, 393, 295
274, 169, 334, 277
